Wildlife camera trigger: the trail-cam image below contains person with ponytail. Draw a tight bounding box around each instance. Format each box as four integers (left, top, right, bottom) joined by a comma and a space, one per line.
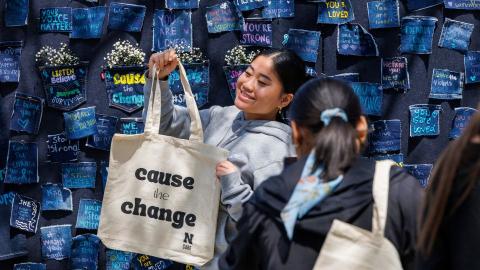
416, 107, 480, 269
219, 78, 422, 270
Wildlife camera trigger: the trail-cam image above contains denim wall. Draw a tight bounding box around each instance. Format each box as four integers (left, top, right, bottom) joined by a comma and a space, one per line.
0, 0, 479, 269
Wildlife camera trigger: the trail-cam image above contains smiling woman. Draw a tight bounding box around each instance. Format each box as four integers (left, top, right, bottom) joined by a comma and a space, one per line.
143, 48, 309, 269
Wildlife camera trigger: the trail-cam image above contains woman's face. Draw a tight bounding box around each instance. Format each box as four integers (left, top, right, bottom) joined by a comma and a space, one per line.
234, 55, 292, 120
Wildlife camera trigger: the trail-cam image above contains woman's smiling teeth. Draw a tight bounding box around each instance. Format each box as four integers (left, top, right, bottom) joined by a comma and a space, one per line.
240, 89, 255, 101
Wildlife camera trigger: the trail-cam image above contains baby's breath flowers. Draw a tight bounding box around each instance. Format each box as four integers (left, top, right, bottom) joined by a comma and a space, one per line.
35, 43, 80, 66
171, 44, 207, 64
104, 40, 146, 68
224, 45, 261, 66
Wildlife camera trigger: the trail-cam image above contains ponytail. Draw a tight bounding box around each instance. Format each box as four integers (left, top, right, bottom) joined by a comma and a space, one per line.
290, 78, 363, 181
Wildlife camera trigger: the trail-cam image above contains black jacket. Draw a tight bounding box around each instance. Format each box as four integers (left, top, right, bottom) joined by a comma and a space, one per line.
415, 143, 480, 270
219, 157, 422, 270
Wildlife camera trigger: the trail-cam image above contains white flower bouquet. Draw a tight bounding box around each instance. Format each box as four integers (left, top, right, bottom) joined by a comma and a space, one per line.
104, 40, 146, 68
35, 43, 80, 67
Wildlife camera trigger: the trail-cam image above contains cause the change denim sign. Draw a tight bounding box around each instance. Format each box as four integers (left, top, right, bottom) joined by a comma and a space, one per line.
337, 23, 378, 56
400, 16, 437, 54
153, 10, 192, 52
205, 1, 242, 33
39, 64, 88, 111
367, 120, 401, 154
429, 69, 464, 100
104, 66, 146, 114
317, 0, 354, 24
63, 106, 97, 140
61, 162, 97, 189
465, 51, 480, 84
0, 41, 22, 83
108, 3, 146, 32
404, 164, 433, 188
367, 0, 400, 29
40, 224, 72, 260
10, 93, 44, 135
382, 57, 410, 90
71, 234, 101, 270
438, 18, 474, 52
449, 107, 478, 139
409, 104, 441, 137
4, 141, 38, 184
10, 193, 41, 233
283, 29, 321, 63
351, 82, 383, 116
5, 0, 29, 27
76, 199, 102, 230
41, 183, 73, 211
71, 7, 106, 39
168, 63, 209, 108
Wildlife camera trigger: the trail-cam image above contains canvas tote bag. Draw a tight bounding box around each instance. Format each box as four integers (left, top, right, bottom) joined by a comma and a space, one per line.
313, 160, 403, 270
98, 63, 229, 266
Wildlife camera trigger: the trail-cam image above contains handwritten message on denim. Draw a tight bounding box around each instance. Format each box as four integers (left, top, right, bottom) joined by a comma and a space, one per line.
71, 234, 100, 270
40, 224, 72, 260
317, 0, 354, 24
153, 10, 192, 52
5, 0, 29, 26
444, 0, 480, 9
409, 104, 441, 137
4, 141, 38, 184
119, 118, 144, 134
10, 193, 40, 233
429, 69, 464, 100
108, 3, 146, 32
223, 65, 248, 100
40, 8, 72, 32
14, 263, 46, 270
234, 0, 267, 11
338, 23, 378, 56
262, 0, 294, 19
367, 120, 402, 154
76, 199, 102, 230
71, 7, 106, 39
0, 41, 22, 83
240, 20, 273, 47
283, 29, 321, 63
47, 133, 79, 163
166, 0, 199, 9
10, 93, 44, 135
449, 107, 478, 139
465, 51, 480, 84
351, 82, 383, 116
62, 162, 97, 189
169, 63, 209, 108
382, 57, 410, 90
106, 249, 134, 270
404, 164, 433, 188
400, 16, 437, 54
132, 254, 173, 270
63, 106, 97, 140
367, 0, 400, 29
438, 18, 474, 52
205, 2, 242, 33
41, 183, 73, 211
86, 114, 118, 151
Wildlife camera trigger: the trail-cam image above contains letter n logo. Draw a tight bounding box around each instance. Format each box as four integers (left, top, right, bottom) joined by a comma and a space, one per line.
183, 233, 194, 245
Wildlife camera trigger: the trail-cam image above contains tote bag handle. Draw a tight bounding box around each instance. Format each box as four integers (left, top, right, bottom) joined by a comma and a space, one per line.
144, 62, 204, 142
372, 160, 395, 237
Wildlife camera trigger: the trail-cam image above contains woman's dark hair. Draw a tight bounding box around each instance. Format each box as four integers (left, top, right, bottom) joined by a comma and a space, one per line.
417, 108, 480, 255
289, 78, 363, 180
253, 48, 310, 122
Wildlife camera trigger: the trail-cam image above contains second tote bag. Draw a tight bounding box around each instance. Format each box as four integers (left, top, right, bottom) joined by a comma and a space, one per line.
98, 63, 229, 266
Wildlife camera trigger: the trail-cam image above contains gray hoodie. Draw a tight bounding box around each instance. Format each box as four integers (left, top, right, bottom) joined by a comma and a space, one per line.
143, 79, 295, 269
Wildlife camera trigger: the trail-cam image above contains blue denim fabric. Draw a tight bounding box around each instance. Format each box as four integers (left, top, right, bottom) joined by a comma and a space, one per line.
47, 133, 80, 163
107, 3, 146, 32
76, 199, 102, 230
317, 0, 354, 24
63, 106, 97, 140
5, 0, 28, 26
131, 254, 173, 270
205, 2, 242, 33
0, 192, 28, 261
464, 51, 480, 84
0, 41, 22, 82
166, 0, 199, 9
41, 183, 73, 211
262, 0, 295, 19
240, 19, 273, 47
283, 29, 321, 63
367, 119, 402, 154
372, 153, 404, 165
10, 193, 41, 233
10, 93, 44, 135
71, 7, 106, 39
367, 0, 400, 29
14, 263, 46, 270
400, 16, 437, 54
100, 161, 109, 193
406, 0, 442, 11
86, 114, 118, 151
351, 82, 383, 116
382, 57, 410, 90
429, 69, 464, 100
169, 62, 210, 108
449, 107, 478, 139
4, 141, 38, 184
438, 18, 474, 52
119, 118, 144, 134
444, 0, 480, 9
233, 0, 267, 11
71, 234, 101, 270
409, 104, 442, 137
404, 164, 433, 188
223, 65, 248, 101
153, 10, 192, 52
104, 66, 146, 113
40, 224, 72, 260
40, 64, 88, 111
61, 162, 97, 189
40, 7, 72, 32
106, 249, 134, 270
338, 23, 378, 56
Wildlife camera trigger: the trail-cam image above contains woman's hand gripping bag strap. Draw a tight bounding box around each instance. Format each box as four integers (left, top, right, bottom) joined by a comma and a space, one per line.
98, 63, 229, 267
312, 160, 403, 270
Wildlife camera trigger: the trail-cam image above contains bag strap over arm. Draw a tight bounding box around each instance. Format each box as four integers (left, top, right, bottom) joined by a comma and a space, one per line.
372, 160, 395, 237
